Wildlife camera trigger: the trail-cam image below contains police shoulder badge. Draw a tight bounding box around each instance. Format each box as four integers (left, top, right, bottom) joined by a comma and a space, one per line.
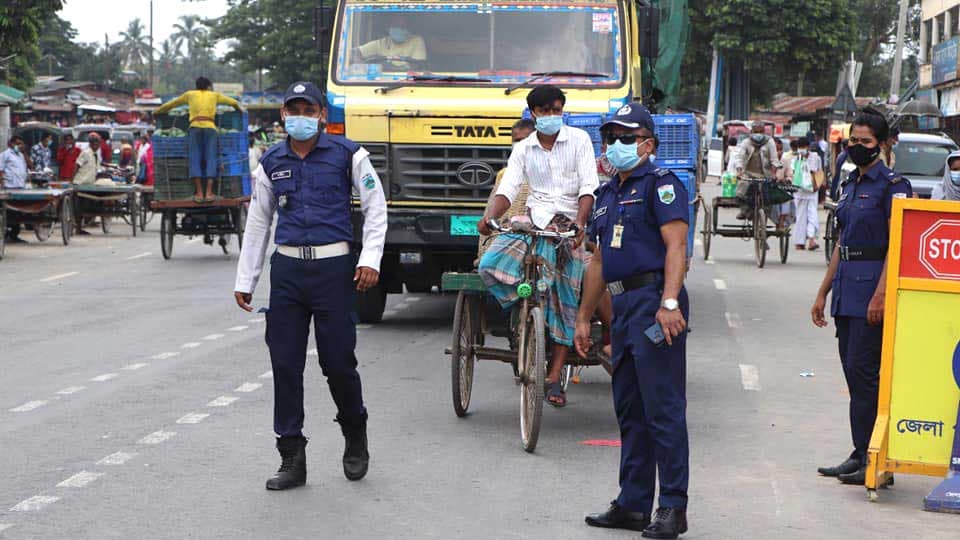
657, 184, 676, 204
361, 173, 376, 190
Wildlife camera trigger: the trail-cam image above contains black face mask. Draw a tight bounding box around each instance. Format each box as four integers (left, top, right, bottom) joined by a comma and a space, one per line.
847, 143, 881, 167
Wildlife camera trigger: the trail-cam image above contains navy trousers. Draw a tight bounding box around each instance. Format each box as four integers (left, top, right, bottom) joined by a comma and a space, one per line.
835, 316, 882, 463
266, 252, 366, 437
610, 285, 690, 514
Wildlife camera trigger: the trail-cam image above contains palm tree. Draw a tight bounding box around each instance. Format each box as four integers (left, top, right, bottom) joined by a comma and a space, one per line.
118, 18, 151, 73
158, 37, 182, 70
171, 15, 208, 59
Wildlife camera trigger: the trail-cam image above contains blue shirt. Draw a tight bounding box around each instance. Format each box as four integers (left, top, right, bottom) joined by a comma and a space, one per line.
590, 161, 689, 283
831, 160, 911, 318
0, 147, 28, 188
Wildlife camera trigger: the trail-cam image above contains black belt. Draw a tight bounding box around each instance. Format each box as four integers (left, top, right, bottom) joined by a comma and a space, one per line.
606, 272, 663, 296
839, 246, 887, 262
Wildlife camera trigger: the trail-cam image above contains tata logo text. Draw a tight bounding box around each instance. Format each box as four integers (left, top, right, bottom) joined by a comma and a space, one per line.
454, 125, 497, 138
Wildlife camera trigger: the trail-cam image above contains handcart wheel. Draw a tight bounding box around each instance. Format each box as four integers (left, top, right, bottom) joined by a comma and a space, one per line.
701, 205, 713, 261
824, 210, 836, 265
0, 208, 6, 260
779, 230, 789, 264
519, 306, 545, 453
101, 216, 112, 235
139, 193, 151, 232
130, 194, 138, 237
451, 291, 477, 418
754, 208, 767, 268
60, 196, 72, 246
219, 235, 230, 255
160, 210, 175, 260
34, 223, 52, 242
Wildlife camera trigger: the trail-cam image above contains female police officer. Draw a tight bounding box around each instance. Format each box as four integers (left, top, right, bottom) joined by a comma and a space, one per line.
811, 108, 910, 485
234, 82, 387, 490
575, 104, 690, 539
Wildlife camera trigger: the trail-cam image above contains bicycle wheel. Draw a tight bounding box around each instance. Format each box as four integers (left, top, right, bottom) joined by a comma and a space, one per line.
160, 210, 175, 259
130, 193, 138, 237
451, 291, 476, 418
701, 205, 712, 261
779, 231, 789, 264
519, 306, 545, 453
60, 196, 72, 246
754, 207, 767, 268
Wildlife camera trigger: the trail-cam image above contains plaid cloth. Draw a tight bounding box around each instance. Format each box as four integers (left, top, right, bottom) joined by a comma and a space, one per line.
477, 215, 586, 346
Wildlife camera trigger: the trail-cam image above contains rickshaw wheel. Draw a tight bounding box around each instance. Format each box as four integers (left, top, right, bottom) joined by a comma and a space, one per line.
130, 194, 138, 237
34, 223, 52, 242
101, 216, 112, 235
60, 196, 72, 246
451, 291, 476, 418
520, 306, 545, 453
754, 208, 767, 268
701, 205, 713, 261
160, 210, 175, 260
779, 230, 789, 264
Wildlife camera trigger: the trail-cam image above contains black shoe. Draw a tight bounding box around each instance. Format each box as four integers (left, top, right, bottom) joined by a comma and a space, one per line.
838, 467, 866, 485
642, 507, 687, 539
338, 414, 369, 481
265, 435, 307, 490
818, 458, 860, 477
585, 500, 650, 531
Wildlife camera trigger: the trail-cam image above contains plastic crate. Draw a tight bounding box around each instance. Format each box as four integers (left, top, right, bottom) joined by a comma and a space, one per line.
154, 158, 188, 183
565, 113, 604, 127
670, 168, 698, 258
154, 175, 249, 201
153, 136, 188, 159
220, 158, 249, 177
215, 110, 249, 133
653, 114, 699, 169
218, 132, 248, 156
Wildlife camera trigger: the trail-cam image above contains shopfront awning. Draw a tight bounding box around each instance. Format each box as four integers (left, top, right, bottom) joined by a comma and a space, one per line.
0, 84, 26, 105
78, 103, 116, 113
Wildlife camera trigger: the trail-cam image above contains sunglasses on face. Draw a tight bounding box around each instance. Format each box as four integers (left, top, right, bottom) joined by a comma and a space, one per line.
603, 133, 650, 145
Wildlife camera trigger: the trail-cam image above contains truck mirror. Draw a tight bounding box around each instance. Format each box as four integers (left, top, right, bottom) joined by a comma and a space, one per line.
637, 4, 659, 59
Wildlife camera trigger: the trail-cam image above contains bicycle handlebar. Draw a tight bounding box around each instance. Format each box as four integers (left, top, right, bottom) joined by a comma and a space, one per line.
487, 219, 579, 239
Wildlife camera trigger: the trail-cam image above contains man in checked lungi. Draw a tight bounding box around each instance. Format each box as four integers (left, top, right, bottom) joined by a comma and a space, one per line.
477, 85, 600, 407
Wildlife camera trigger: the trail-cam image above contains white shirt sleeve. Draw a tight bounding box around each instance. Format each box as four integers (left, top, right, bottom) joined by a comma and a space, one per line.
352, 147, 387, 272
576, 133, 600, 200
496, 144, 525, 204
234, 164, 276, 294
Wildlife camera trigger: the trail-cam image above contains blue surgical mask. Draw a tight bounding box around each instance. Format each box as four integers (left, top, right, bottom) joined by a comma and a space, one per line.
950, 171, 960, 186
605, 140, 641, 171
284, 116, 319, 141
535, 115, 562, 136
389, 27, 409, 43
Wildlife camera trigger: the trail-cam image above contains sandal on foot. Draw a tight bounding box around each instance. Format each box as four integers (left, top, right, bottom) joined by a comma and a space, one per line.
545, 381, 567, 408
192, 195, 204, 203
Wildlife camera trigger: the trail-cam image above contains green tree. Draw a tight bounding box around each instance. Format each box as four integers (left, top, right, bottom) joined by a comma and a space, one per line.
0, 0, 65, 89
37, 13, 83, 77
172, 15, 209, 59
119, 18, 152, 74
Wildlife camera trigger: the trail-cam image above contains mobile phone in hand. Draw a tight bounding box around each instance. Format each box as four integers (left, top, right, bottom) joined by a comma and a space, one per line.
644, 322, 665, 347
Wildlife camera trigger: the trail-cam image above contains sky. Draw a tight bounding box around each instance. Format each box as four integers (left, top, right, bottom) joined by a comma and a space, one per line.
60, 0, 231, 54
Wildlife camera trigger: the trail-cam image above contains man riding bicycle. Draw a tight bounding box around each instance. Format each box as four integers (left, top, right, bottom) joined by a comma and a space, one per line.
732, 123, 782, 219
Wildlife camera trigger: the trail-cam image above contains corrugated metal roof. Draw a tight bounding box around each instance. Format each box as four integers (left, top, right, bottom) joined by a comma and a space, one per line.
0, 84, 26, 105
766, 95, 874, 115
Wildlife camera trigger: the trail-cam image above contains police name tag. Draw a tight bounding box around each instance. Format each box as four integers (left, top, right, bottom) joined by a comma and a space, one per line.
271, 170, 292, 181
611, 224, 624, 249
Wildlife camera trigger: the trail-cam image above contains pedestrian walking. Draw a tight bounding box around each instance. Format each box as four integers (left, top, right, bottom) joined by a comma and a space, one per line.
233, 81, 387, 491
811, 108, 911, 486
789, 137, 821, 251
576, 104, 690, 539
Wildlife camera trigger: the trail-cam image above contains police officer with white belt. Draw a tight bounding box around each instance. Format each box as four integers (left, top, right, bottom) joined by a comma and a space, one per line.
576, 104, 691, 539
234, 81, 387, 490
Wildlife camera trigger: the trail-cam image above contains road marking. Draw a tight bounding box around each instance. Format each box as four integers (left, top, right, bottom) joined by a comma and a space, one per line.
248, 317, 265, 323
151, 352, 179, 360
181, 342, 201, 349
97, 451, 136, 465
122, 362, 149, 371
9, 495, 60, 512
176, 412, 210, 424
356, 324, 372, 330
713, 279, 727, 290
207, 396, 238, 407
9, 400, 48, 412
227, 325, 248, 332
90, 373, 118, 382
235, 382, 262, 393
724, 312, 742, 329
0, 524, 12, 532
202, 333, 224, 341
705, 259, 715, 265
39, 271, 78, 283
56, 386, 86, 395
383, 310, 397, 318
739, 364, 761, 391
307, 348, 318, 356
138, 431, 177, 445
125, 252, 152, 260
57, 471, 103, 488
404, 297, 421, 303
259, 370, 273, 379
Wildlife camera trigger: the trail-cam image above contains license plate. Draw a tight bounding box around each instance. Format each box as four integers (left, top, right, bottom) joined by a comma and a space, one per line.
450, 215, 481, 236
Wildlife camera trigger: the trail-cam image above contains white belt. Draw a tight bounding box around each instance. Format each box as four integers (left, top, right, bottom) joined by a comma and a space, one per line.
277, 242, 350, 260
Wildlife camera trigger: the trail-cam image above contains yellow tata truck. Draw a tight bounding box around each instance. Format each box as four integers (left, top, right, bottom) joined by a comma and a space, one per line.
319, 0, 659, 322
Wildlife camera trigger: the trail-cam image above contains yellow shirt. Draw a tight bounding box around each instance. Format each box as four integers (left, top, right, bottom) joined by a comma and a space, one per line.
359, 36, 426, 69
155, 90, 240, 130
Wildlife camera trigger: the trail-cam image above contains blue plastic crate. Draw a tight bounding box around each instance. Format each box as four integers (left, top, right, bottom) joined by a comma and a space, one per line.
565, 113, 604, 127
220, 157, 249, 177
216, 110, 249, 133
653, 114, 699, 170
669, 168, 698, 258
153, 136, 188, 158
241, 174, 251, 196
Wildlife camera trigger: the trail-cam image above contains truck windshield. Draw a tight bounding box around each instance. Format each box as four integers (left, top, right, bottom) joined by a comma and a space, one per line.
334, 2, 623, 86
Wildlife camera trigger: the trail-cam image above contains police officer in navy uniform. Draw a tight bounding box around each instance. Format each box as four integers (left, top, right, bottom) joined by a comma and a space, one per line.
575, 104, 690, 539
812, 108, 910, 485
234, 82, 387, 490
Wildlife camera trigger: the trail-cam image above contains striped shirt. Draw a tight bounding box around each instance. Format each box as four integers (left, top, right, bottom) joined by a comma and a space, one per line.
497, 125, 599, 229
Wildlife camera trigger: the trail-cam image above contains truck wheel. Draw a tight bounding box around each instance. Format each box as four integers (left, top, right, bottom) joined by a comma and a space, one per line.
355, 284, 387, 323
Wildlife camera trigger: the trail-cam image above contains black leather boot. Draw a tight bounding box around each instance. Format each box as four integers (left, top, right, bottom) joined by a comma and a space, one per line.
265, 435, 307, 490
642, 507, 687, 539
585, 500, 650, 531
818, 457, 861, 477
338, 414, 369, 481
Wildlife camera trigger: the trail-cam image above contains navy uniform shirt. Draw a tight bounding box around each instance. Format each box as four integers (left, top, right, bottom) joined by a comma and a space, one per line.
831, 160, 911, 318
590, 161, 689, 283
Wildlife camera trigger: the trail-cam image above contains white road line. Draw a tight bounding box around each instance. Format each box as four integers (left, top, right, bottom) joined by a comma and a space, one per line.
138, 431, 177, 445
356, 324, 372, 330
125, 252, 152, 260
724, 312, 742, 329
151, 352, 179, 360
307, 348, 318, 356
713, 279, 727, 290
0, 523, 12, 532
176, 412, 210, 424
96, 451, 136, 465
90, 373, 119, 382
259, 370, 273, 379
55, 386, 86, 395
227, 325, 248, 332
56, 471, 103, 488
739, 364, 762, 391
202, 333, 224, 341
10, 495, 60, 512
248, 317, 265, 323
181, 342, 201, 349
207, 396, 239, 407
234, 382, 262, 393
9, 400, 49, 413
404, 297, 421, 303
122, 362, 149, 371
39, 271, 78, 283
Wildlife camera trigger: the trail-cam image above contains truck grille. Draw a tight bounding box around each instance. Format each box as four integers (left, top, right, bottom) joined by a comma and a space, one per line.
391, 144, 511, 202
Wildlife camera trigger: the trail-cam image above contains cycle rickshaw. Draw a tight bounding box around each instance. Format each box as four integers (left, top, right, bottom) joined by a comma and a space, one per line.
441, 220, 609, 453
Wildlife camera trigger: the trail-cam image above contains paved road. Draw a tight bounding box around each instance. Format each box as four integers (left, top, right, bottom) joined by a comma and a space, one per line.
0, 186, 956, 539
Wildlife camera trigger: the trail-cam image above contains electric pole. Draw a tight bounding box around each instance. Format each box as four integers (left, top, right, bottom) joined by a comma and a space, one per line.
890, 0, 909, 99
149, 0, 154, 88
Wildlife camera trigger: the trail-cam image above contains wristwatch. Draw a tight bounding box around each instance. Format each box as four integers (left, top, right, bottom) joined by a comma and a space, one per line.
662, 298, 679, 311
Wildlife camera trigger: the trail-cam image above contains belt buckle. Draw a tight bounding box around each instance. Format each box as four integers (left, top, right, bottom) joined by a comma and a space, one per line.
300, 246, 314, 260
607, 281, 625, 296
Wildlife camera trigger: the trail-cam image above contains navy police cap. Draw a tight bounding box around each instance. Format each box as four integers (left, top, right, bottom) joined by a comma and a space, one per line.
601, 103, 655, 132
283, 81, 325, 107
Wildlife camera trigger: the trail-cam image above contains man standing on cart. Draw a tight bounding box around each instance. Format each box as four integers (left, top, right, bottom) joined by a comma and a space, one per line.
233, 81, 387, 491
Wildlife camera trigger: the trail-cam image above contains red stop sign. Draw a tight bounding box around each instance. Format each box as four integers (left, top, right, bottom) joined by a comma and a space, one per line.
919, 219, 960, 280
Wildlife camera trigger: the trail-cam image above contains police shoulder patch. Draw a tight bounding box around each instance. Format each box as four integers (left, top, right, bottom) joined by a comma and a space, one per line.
654, 167, 671, 178
361, 173, 376, 190
593, 206, 608, 219
657, 184, 676, 204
